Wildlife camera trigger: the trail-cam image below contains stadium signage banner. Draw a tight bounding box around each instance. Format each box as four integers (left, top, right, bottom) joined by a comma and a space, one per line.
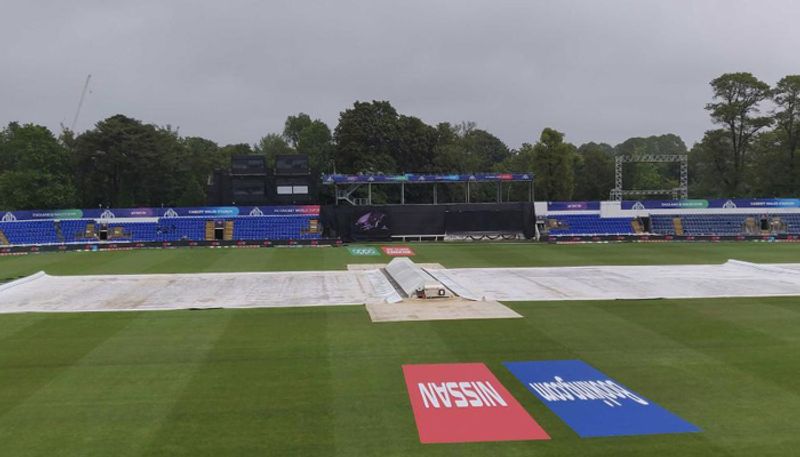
547, 201, 600, 211
622, 198, 800, 210
0, 205, 320, 222
504, 360, 699, 438
322, 172, 533, 184
347, 246, 380, 256
622, 199, 709, 210
402, 363, 550, 443
381, 246, 415, 256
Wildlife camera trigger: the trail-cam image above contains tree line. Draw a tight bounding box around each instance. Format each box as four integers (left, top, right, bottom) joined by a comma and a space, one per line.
1, 72, 798, 210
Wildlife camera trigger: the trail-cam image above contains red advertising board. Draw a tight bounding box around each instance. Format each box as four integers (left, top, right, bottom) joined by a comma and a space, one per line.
381, 245, 415, 256
402, 363, 550, 443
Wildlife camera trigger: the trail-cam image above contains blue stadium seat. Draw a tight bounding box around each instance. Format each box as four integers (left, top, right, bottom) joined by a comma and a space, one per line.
155, 219, 206, 241
547, 215, 634, 236
0, 213, 321, 246
232, 216, 320, 240
653, 214, 748, 235
0, 220, 59, 245
60, 219, 96, 242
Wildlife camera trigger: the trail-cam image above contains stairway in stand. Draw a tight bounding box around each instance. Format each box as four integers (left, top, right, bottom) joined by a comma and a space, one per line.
672, 217, 684, 236
205, 221, 215, 241
54, 221, 64, 243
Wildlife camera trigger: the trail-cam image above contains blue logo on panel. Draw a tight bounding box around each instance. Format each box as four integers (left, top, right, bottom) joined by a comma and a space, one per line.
503, 360, 700, 438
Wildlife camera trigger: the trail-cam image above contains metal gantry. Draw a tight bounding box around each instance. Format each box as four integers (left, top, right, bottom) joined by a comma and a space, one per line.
609, 154, 688, 201
324, 173, 534, 205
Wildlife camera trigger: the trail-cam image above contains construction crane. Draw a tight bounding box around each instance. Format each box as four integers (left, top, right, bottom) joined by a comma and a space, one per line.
69, 74, 92, 132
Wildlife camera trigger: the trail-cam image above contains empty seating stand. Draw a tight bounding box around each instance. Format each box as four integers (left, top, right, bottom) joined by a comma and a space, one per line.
650, 214, 800, 236
106, 223, 158, 242
0, 214, 322, 247
60, 219, 95, 242
155, 219, 207, 242
677, 214, 748, 235
546, 215, 635, 236
776, 214, 800, 233
233, 216, 321, 241
0, 221, 59, 245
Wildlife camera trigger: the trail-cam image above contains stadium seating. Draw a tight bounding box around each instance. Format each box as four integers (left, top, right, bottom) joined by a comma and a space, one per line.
154, 219, 207, 242
60, 219, 96, 242
0, 214, 322, 246
0, 220, 59, 245
650, 215, 678, 235
12, 207, 800, 246
676, 214, 747, 235
107, 223, 158, 242
233, 216, 321, 240
548, 213, 800, 237
650, 214, 800, 236
546, 215, 635, 236
777, 214, 800, 233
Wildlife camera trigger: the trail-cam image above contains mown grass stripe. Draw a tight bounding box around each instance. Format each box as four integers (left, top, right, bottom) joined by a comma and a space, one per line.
327, 309, 466, 456
5, 242, 800, 279
0, 313, 137, 421
0, 310, 231, 457
0, 313, 47, 342
144, 307, 335, 457
583, 299, 800, 454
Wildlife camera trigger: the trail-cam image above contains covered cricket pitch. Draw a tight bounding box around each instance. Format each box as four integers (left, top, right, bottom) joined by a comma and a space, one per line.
0, 242, 799, 456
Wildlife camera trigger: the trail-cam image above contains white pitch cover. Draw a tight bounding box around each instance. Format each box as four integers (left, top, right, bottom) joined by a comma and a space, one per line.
2, 260, 800, 313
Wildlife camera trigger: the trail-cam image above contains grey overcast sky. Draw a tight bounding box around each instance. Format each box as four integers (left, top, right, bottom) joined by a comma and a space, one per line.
1, 0, 797, 149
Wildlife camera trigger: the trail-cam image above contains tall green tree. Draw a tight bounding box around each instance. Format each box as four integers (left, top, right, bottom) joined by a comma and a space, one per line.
283, 113, 313, 148
175, 137, 224, 205
689, 129, 736, 198
506, 128, 575, 201
433, 123, 475, 173
0, 123, 77, 210
181, 137, 224, 178
335, 101, 428, 174
771, 75, 800, 191
254, 134, 292, 168
432, 122, 510, 173
254, 113, 336, 172
394, 115, 438, 172
749, 130, 790, 197
704, 72, 772, 194
428, 122, 512, 202
72, 115, 184, 207
282, 114, 335, 172
220, 143, 254, 156
334, 101, 399, 173
573, 142, 614, 200
462, 127, 510, 170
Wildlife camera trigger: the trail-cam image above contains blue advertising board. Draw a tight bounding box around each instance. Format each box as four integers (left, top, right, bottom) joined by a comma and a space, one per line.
504, 360, 699, 438
547, 201, 600, 211
622, 198, 800, 210
321, 172, 533, 184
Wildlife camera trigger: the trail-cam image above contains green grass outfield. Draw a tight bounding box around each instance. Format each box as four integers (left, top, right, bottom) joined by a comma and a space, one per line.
0, 242, 799, 456
4, 241, 800, 280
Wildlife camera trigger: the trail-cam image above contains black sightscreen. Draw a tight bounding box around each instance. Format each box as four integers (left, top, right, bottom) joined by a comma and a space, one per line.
275, 155, 309, 175
323, 203, 535, 241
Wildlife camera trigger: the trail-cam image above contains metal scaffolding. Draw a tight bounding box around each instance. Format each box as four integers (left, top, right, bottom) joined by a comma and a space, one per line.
609, 154, 688, 201
323, 173, 534, 205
